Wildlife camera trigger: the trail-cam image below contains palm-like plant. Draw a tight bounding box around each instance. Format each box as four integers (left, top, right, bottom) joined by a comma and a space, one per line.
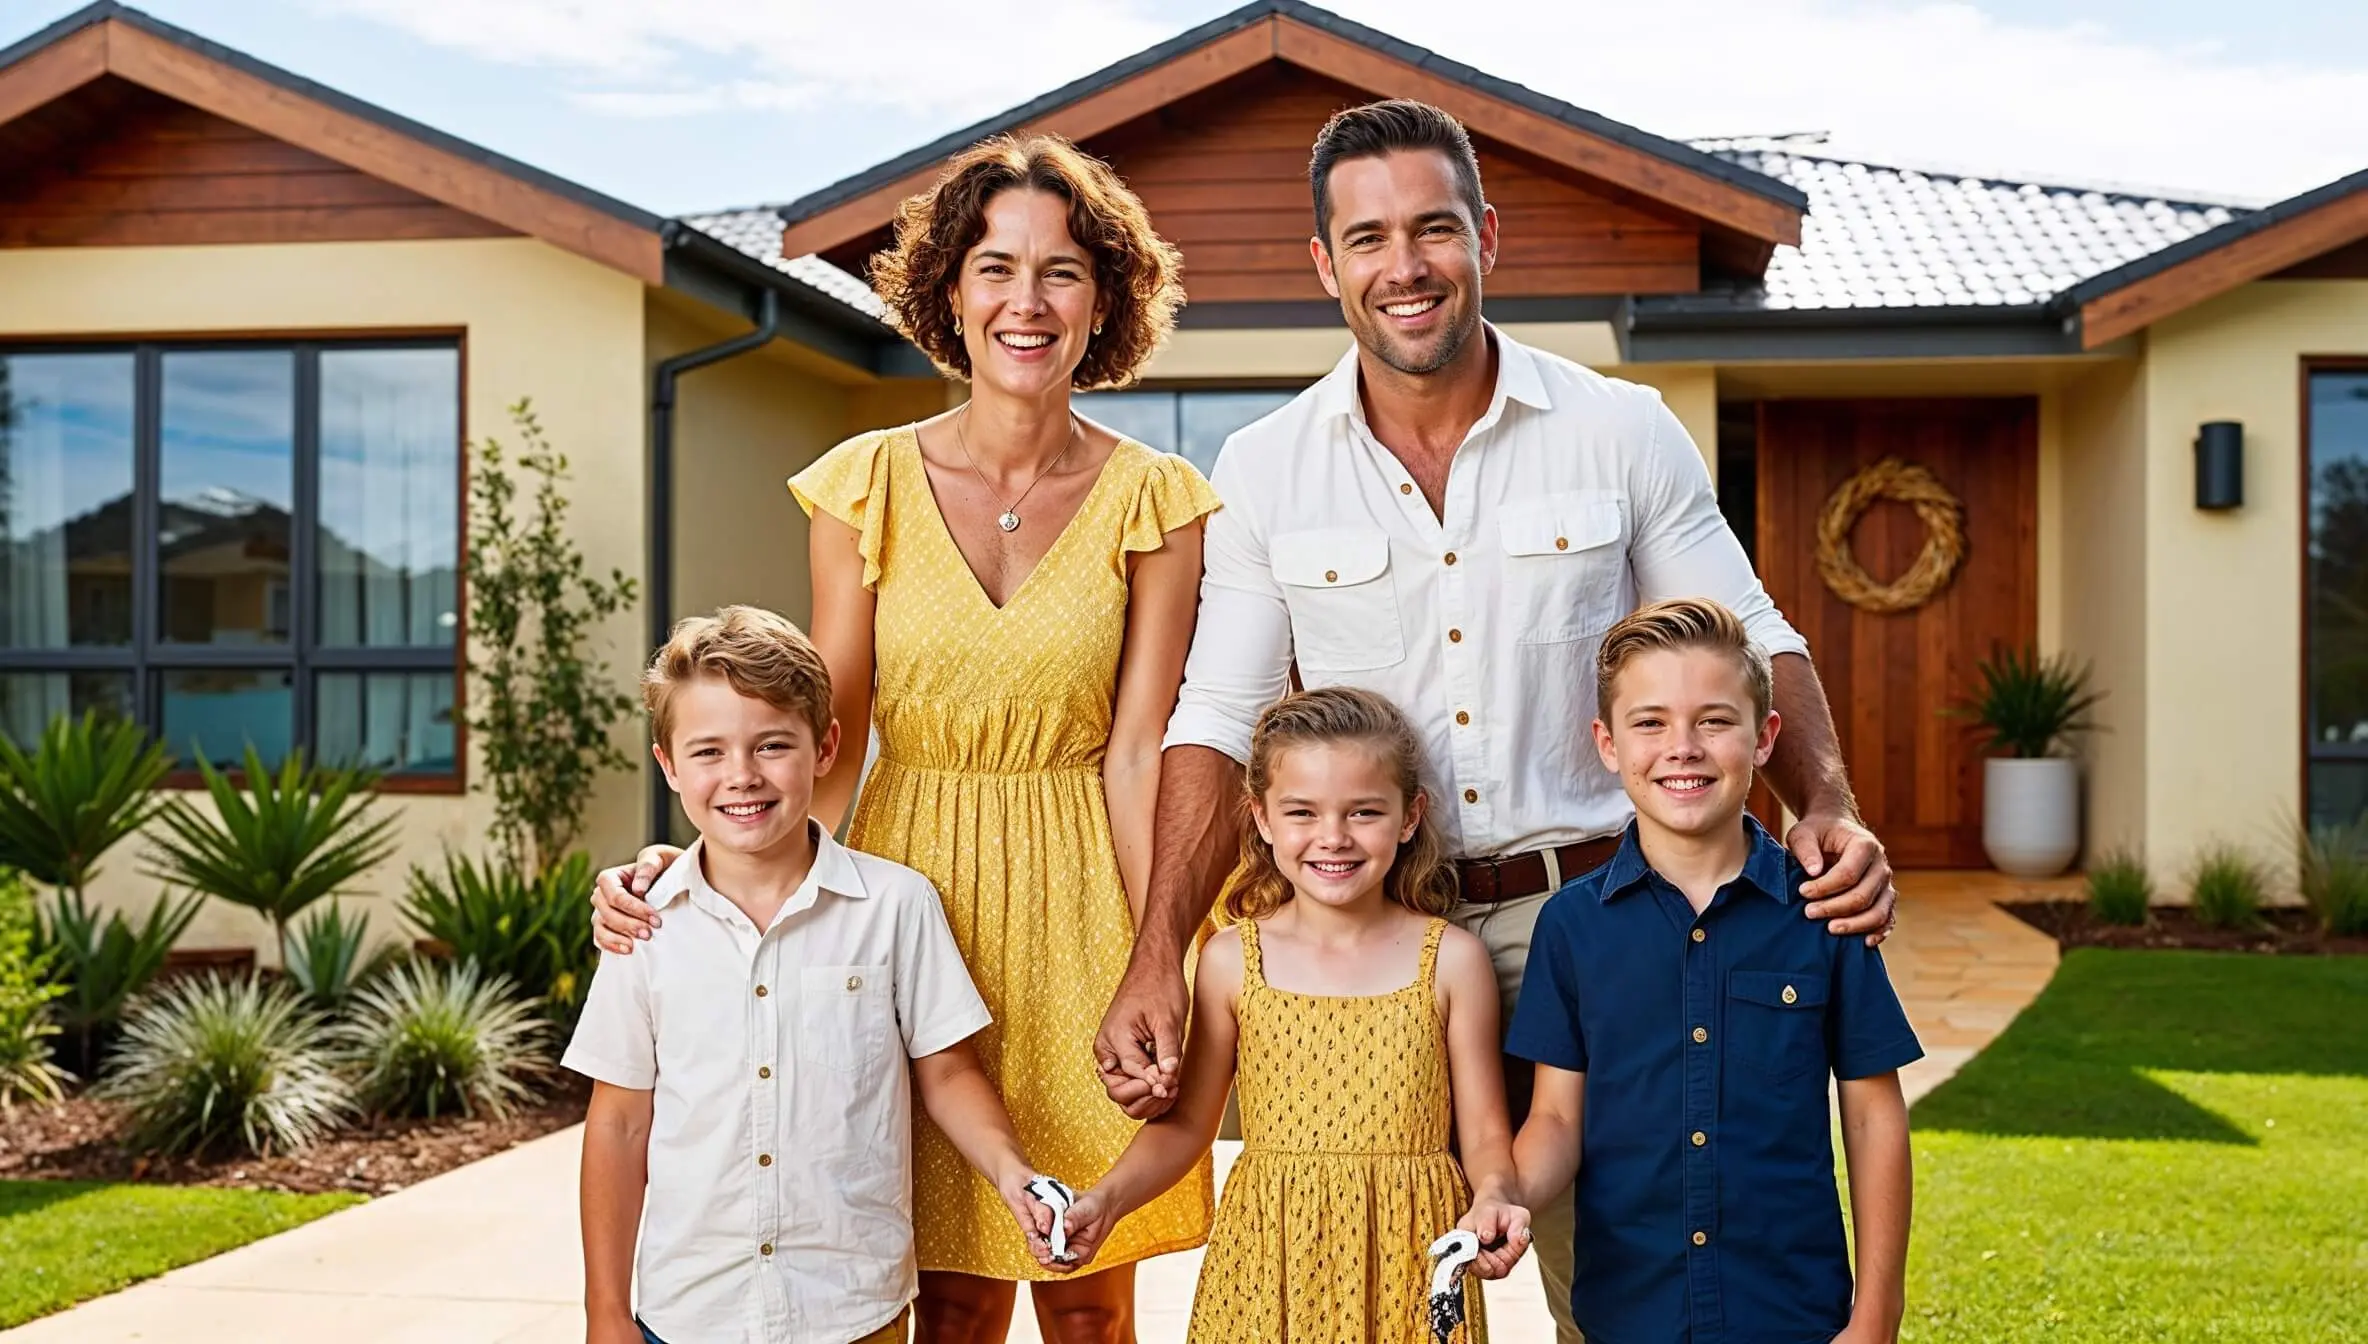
401, 851, 598, 1025
98, 973, 349, 1157
281, 901, 400, 1012
33, 887, 204, 1075
146, 747, 399, 961
334, 959, 551, 1121
1946, 643, 2106, 758
0, 712, 171, 903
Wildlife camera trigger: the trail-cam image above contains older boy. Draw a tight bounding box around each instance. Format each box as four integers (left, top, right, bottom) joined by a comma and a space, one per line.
1508, 598, 1921, 1344
566, 606, 1050, 1344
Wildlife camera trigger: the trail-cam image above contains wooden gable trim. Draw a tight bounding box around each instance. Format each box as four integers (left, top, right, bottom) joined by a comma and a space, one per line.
779, 12, 1803, 263
1268, 18, 1800, 248
0, 17, 662, 283
781, 20, 1279, 259
2080, 187, 2368, 348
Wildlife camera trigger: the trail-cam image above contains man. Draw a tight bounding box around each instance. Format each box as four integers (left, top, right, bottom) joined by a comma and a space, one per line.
1090, 100, 1898, 1344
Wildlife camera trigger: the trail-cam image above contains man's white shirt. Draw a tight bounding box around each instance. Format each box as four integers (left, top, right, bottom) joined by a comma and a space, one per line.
1163, 329, 1808, 857
564, 828, 989, 1344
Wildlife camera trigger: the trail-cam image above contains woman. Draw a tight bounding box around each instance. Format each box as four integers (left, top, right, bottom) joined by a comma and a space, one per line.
591, 135, 1217, 1342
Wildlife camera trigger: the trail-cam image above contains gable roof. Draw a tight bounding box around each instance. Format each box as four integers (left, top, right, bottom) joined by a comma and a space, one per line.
0, 2, 897, 348
773, 0, 1805, 264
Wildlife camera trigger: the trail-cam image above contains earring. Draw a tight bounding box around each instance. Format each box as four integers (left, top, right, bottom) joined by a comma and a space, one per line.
1093, 322, 1104, 335
954, 316, 963, 336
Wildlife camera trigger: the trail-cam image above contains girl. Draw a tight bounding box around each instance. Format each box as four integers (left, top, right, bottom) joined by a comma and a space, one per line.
1050, 686, 1531, 1342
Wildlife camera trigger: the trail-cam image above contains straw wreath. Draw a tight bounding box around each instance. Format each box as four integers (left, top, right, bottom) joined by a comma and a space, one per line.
1813, 456, 1966, 613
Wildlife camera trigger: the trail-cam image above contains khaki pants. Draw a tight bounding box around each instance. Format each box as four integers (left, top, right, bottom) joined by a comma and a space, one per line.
1448, 891, 1583, 1344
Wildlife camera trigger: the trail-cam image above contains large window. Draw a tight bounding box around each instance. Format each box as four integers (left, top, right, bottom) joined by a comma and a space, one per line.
0, 341, 461, 781
2308, 366, 2368, 828
1076, 387, 1302, 477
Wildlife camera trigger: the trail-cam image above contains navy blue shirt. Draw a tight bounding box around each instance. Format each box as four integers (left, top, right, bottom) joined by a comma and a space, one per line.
1506, 817, 1923, 1344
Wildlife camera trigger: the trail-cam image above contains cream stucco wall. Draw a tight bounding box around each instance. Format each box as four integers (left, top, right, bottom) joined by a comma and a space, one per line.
2057, 357, 2151, 863
0, 237, 649, 955
1615, 364, 1719, 479
2134, 278, 2368, 883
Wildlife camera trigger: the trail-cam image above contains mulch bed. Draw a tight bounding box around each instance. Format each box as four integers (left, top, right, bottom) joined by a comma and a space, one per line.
0, 1073, 589, 1197
2001, 901, 2368, 956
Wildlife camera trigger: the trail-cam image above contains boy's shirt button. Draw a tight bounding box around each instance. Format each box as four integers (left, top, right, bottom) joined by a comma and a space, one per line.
758, 1066, 771, 1079
1692, 1026, 1708, 1044
1455, 710, 1470, 726
1782, 985, 1798, 1004
758, 1154, 772, 1167
1692, 1231, 1708, 1247
754, 984, 768, 998
1691, 928, 1706, 943
846, 975, 863, 991
1691, 1131, 1707, 1147
760, 1243, 773, 1256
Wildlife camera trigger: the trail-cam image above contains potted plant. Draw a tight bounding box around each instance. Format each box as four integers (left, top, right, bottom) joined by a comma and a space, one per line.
1947, 644, 2104, 877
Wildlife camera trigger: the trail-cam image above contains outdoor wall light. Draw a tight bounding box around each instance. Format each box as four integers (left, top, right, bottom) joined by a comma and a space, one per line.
2194, 420, 2243, 510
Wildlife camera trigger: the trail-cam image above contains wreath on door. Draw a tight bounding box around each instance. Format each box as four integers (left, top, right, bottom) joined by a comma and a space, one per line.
1813, 456, 1966, 613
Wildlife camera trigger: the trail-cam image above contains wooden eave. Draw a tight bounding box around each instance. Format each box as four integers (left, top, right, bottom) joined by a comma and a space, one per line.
779, 9, 1804, 264
0, 9, 665, 283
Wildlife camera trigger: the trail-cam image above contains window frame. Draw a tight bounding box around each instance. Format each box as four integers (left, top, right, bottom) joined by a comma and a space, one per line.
0, 333, 468, 793
2302, 358, 2368, 825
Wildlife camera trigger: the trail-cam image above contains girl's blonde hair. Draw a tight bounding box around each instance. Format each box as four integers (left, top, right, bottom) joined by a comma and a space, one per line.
1220, 687, 1458, 923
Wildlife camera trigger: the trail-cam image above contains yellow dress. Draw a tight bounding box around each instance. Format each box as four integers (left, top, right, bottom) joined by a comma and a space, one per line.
1190, 918, 1488, 1343
788, 426, 1219, 1280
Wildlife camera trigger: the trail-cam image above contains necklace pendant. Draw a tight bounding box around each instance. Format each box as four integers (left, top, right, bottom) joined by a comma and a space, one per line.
997, 510, 1021, 533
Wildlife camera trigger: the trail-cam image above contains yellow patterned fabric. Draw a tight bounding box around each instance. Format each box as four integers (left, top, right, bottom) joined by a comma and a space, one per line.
788, 426, 1220, 1281
1190, 918, 1487, 1343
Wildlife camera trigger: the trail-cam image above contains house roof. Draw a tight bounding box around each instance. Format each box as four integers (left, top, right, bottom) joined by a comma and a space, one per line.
771, 0, 1806, 265
684, 207, 889, 321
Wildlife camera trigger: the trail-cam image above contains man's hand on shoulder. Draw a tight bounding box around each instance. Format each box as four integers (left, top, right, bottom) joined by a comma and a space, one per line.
591, 845, 682, 955
1787, 810, 1896, 947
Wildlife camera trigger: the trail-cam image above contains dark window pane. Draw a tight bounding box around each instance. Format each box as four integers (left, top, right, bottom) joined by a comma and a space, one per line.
1178, 390, 1298, 477
2309, 760, 2368, 830
159, 351, 294, 647
317, 349, 460, 648
2310, 373, 2368, 810
0, 352, 135, 647
0, 671, 133, 744
159, 667, 292, 769
316, 670, 455, 775
1075, 391, 1178, 457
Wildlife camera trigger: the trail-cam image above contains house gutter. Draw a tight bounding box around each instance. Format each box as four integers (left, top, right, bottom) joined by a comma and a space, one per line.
646, 286, 782, 839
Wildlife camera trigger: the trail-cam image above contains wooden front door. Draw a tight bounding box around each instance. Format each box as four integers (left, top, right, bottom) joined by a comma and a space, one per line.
1755, 400, 2038, 868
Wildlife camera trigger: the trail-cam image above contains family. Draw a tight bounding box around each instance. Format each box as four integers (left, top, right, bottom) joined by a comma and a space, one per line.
565, 98, 1915, 1344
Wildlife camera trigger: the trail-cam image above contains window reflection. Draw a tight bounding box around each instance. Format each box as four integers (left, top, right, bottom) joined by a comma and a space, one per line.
160, 351, 295, 647
0, 671, 132, 746
0, 353, 135, 648
318, 349, 460, 648
160, 667, 293, 769
1076, 387, 1301, 477
2309, 370, 2368, 828
316, 671, 455, 774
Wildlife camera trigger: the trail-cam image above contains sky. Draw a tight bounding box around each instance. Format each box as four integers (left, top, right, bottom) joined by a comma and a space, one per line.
2, 0, 2365, 217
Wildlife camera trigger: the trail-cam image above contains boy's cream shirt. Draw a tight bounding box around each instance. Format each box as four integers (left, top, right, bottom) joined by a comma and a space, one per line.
564, 824, 989, 1344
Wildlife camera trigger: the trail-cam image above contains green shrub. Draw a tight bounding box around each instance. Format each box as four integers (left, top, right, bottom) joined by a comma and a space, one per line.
2298, 814, 2368, 937
97, 974, 349, 1158
2088, 848, 2153, 926
0, 868, 69, 1109
333, 959, 551, 1121
400, 851, 597, 1025
281, 902, 398, 1013
1947, 643, 2106, 758
2187, 843, 2267, 931
0, 712, 170, 903
146, 747, 398, 957
33, 889, 204, 1076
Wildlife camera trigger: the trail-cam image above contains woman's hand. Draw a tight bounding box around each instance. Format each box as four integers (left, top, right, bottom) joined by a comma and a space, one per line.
993, 1167, 1065, 1270
1458, 1199, 1532, 1280
591, 846, 683, 955
1046, 1186, 1118, 1270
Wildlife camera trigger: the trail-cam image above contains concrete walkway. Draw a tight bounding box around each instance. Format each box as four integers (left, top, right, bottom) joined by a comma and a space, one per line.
2, 871, 2064, 1343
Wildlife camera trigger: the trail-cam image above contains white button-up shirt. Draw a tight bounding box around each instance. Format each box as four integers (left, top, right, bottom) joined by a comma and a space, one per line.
1163, 329, 1808, 858
563, 828, 989, 1344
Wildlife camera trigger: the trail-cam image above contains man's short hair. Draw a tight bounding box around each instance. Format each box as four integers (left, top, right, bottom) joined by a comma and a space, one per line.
1307, 99, 1487, 243
644, 605, 833, 750
1595, 598, 1774, 726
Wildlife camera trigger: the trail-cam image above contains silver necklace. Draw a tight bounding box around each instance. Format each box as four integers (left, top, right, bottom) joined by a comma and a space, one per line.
954, 407, 1080, 533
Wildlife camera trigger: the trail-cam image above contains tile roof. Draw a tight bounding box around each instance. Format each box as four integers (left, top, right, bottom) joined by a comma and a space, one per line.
680, 207, 890, 321
1684, 136, 2253, 311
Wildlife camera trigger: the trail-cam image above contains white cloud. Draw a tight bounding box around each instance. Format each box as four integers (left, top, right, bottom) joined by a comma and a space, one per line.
316, 0, 2368, 202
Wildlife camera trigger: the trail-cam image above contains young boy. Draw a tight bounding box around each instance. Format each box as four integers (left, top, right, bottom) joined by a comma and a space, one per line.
1507, 597, 1921, 1344
565, 606, 1052, 1344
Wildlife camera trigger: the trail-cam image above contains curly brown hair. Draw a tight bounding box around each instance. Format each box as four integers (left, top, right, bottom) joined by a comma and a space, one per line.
868, 134, 1183, 391
1220, 687, 1459, 924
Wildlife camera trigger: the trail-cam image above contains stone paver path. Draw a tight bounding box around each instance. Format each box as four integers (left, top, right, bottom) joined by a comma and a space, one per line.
3, 871, 2067, 1343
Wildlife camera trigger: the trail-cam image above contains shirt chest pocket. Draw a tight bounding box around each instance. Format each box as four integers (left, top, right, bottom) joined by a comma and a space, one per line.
1727, 969, 1829, 1084
1498, 491, 1625, 645
797, 964, 894, 1074
1270, 528, 1406, 673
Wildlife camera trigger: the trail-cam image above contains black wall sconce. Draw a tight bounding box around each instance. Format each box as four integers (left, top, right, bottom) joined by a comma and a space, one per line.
2195, 420, 2243, 510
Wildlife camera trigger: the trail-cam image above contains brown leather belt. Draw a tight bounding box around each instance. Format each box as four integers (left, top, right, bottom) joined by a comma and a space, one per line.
1454, 836, 1621, 905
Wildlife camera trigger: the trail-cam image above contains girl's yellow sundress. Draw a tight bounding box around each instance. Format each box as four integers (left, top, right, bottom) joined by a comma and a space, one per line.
1191, 917, 1488, 1343
788, 426, 1218, 1280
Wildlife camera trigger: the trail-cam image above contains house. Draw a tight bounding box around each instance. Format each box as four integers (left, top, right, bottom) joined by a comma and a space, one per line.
0, 1, 2360, 949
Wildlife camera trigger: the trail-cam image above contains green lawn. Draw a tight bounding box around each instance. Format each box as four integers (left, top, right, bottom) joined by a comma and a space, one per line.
0, 1180, 361, 1327
1904, 949, 2368, 1342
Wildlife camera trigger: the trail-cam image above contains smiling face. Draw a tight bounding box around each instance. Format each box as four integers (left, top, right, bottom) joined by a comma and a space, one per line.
1594, 646, 1781, 843
1249, 740, 1424, 912
1311, 149, 1497, 377
655, 676, 840, 862
948, 188, 1106, 402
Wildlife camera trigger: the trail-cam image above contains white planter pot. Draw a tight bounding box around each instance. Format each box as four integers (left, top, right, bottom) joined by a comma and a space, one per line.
1983, 756, 2082, 877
